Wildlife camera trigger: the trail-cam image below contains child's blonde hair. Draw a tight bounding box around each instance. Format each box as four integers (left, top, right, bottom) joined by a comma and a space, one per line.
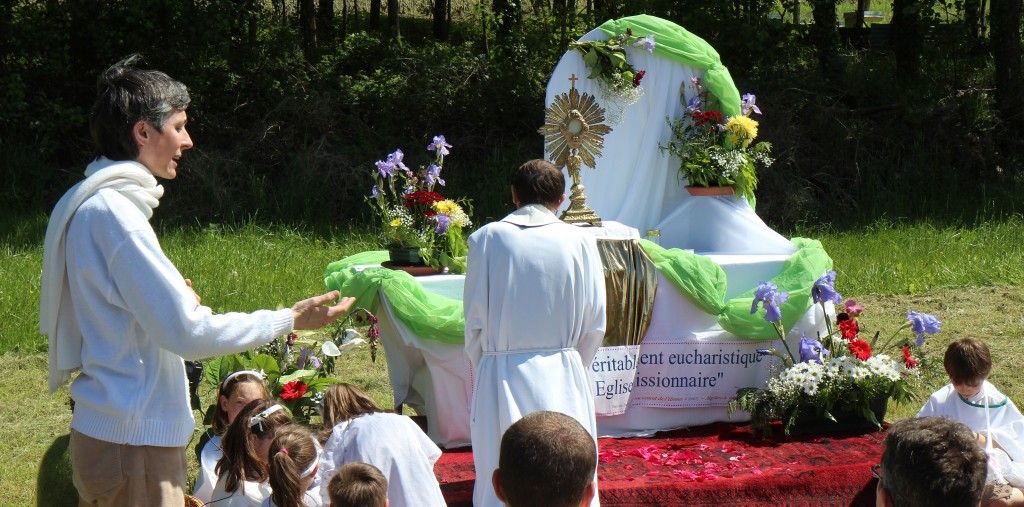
328, 462, 388, 507
216, 399, 292, 494
320, 383, 384, 440
213, 371, 270, 435
268, 424, 320, 507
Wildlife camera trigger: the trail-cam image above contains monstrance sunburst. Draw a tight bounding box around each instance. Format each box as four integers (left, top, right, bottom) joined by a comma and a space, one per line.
538, 74, 613, 226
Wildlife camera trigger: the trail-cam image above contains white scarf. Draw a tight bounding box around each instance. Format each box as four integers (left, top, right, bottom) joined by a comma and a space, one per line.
40, 157, 164, 393
500, 203, 563, 227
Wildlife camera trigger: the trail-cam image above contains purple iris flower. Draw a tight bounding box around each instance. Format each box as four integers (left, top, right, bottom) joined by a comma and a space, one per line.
388, 149, 410, 173
751, 281, 789, 323
756, 349, 772, 356
799, 334, 830, 364
433, 213, 451, 234
686, 96, 702, 113
907, 310, 942, 346
370, 185, 380, 198
375, 159, 395, 178
425, 164, 445, 187
633, 34, 656, 52
812, 270, 842, 305
427, 135, 452, 156
741, 93, 762, 116
297, 345, 311, 368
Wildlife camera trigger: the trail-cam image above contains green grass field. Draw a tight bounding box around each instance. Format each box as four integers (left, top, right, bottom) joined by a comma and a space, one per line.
4, 217, 1024, 503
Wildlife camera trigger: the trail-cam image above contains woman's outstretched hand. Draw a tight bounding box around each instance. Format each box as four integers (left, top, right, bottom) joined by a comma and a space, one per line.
292, 290, 356, 330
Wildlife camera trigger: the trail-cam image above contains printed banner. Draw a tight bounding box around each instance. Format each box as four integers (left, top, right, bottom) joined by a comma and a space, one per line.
590, 340, 777, 411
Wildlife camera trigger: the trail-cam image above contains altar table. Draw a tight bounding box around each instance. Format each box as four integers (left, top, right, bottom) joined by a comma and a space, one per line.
374, 247, 829, 448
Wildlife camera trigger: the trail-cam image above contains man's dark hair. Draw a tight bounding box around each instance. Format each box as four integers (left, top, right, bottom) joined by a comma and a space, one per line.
943, 336, 993, 385
880, 416, 986, 507
90, 54, 191, 161
512, 159, 565, 208
498, 411, 596, 507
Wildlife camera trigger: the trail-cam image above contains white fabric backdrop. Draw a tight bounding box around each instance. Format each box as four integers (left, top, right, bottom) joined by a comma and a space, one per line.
547, 28, 796, 255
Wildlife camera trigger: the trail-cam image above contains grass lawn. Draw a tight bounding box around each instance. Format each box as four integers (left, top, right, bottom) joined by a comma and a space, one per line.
4, 218, 1024, 503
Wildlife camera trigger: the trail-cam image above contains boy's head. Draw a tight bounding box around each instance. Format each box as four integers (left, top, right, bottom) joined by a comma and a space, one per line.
943, 337, 992, 397
511, 159, 565, 210
876, 416, 986, 507
328, 462, 389, 507
90, 54, 193, 173
493, 411, 597, 507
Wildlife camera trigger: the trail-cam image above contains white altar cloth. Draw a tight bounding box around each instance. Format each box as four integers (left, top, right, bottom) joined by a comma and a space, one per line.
374, 248, 826, 447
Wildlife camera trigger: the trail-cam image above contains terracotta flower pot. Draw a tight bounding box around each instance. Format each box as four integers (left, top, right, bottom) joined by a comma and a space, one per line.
685, 185, 735, 196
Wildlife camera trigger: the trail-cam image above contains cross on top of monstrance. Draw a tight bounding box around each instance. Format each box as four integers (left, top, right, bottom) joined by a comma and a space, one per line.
537, 73, 613, 226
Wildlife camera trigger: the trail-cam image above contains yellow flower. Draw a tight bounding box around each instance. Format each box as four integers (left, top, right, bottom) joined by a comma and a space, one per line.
390, 218, 402, 227
433, 200, 460, 215
724, 116, 758, 148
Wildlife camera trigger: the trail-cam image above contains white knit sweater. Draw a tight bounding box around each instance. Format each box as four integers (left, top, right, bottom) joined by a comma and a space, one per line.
60, 166, 292, 447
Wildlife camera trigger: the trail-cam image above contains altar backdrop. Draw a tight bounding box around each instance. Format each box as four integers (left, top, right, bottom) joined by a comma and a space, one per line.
546, 15, 797, 255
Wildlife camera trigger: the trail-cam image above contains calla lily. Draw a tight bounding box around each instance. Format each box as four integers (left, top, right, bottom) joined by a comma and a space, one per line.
322, 341, 342, 357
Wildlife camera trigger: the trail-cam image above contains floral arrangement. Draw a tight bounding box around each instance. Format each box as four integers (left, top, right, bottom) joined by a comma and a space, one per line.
663, 77, 773, 203
570, 28, 654, 109
728, 271, 941, 435
203, 308, 380, 422
368, 135, 472, 274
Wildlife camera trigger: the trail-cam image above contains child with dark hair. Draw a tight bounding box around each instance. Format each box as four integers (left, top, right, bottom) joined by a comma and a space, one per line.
917, 337, 1024, 506
194, 371, 270, 502
493, 411, 597, 507
212, 399, 293, 506
264, 424, 322, 507
317, 383, 445, 507
327, 463, 389, 507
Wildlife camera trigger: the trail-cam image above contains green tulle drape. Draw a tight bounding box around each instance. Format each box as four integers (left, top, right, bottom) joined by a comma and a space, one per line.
324, 239, 832, 344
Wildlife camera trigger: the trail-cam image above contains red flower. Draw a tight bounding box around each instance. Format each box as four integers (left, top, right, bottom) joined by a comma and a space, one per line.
626, 28, 633, 36
633, 70, 646, 88
839, 319, 859, 340
902, 346, 918, 369
280, 380, 308, 401
691, 110, 725, 126
848, 338, 872, 360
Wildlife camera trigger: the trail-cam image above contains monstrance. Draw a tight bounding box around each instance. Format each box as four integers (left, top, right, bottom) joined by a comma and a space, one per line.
538, 74, 613, 226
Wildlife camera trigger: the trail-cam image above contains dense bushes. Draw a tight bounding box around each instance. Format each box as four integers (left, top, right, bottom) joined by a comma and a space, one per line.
1, 1, 1021, 232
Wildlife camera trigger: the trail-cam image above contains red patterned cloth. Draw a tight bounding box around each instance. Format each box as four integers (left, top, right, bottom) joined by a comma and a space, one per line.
434, 422, 885, 507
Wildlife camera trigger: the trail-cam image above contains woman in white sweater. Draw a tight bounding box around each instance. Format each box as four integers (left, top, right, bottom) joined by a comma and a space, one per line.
40, 55, 354, 507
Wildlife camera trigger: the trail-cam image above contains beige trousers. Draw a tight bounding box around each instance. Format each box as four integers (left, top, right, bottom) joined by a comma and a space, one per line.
70, 429, 187, 507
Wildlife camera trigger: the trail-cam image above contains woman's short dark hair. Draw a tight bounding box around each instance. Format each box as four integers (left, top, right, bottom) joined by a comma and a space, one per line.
512, 159, 565, 208
90, 54, 190, 161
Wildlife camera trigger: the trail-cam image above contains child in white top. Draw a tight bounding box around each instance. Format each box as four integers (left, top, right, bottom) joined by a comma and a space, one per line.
211, 400, 292, 507
263, 424, 323, 507
194, 370, 270, 503
317, 383, 445, 507
917, 337, 1024, 506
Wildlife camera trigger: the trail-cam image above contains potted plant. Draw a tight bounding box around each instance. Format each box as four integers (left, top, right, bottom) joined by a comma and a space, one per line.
367, 135, 473, 274
729, 271, 941, 436
662, 78, 773, 203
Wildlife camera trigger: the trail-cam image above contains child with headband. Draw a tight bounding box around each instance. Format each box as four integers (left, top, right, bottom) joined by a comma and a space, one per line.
212, 399, 293, 506
317, 383, 445, 507
264, 424, 323, 507
194, 370, 270, 503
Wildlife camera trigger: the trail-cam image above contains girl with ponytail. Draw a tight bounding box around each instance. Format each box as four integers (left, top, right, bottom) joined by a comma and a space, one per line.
264, 425, 323, 507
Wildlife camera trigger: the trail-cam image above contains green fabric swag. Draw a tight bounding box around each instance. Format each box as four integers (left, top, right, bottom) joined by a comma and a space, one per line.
324, 238, 832, 344
638, 238, 833, 340
323, 251, 465, 344
596, 14, 742, 118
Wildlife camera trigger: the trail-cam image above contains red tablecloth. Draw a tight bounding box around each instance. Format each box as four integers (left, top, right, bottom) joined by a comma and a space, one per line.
434, 422, 885, 506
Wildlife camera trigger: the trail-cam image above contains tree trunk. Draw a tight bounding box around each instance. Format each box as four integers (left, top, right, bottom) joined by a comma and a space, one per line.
809, 0, 840, 76
990, 0, 1024, 136
891, 0, 924, 84
963, 0, 986, 50
433, 0, 449, 41
370, 0, 381, 29
387, 0, 400, 39
341, 0, 348, 40
318, 0, 334, 46
299, 0, 317, 62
